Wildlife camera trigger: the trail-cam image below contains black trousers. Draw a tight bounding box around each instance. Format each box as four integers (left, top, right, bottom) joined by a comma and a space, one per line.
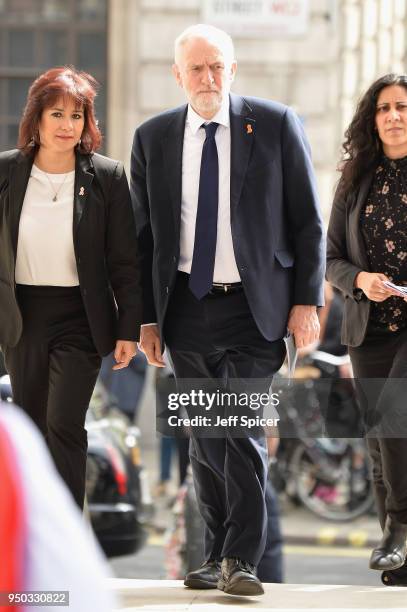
349, 326, 407, 528
3, 285, 102, 508
164, 272, 285, 567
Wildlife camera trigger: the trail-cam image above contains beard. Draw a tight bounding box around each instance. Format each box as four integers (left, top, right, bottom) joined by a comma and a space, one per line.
191, 90, 223, 115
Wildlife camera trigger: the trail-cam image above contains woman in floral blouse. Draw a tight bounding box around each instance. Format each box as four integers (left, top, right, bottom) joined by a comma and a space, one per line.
327, 74, 407, 587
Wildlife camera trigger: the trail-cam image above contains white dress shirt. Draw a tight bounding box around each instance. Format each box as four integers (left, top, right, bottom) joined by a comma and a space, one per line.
178, 96, 241, 283
15, 164, 79, 286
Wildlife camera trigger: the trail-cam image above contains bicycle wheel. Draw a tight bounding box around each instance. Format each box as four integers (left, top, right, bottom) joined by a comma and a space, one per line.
290, 441, 375, 521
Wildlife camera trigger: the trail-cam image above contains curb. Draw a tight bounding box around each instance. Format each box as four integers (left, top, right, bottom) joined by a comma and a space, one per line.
283, 528, 377, 549
146, 527, 378, 550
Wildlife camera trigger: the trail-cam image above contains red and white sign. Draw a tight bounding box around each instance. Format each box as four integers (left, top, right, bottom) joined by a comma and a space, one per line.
201, 0, 309, 37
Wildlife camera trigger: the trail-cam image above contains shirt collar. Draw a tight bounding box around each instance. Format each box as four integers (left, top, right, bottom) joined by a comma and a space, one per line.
187, 94, 230, 135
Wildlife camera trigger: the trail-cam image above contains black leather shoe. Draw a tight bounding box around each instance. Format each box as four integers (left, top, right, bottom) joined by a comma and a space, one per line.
382, 559, 407, 586
217, 557, 264, 596
370, 516, 407, 571
184, 559, 221, 589
382, 570, 407, 586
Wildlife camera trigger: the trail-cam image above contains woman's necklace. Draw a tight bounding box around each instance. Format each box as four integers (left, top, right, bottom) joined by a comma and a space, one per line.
43, 171, 69, 202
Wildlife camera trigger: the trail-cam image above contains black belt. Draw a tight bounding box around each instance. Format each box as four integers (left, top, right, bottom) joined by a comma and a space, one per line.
177, 271, 243, 295
208, 281, 243, 295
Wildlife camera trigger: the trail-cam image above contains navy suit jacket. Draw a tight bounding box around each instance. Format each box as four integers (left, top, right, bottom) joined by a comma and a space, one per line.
130, 93, 325, 346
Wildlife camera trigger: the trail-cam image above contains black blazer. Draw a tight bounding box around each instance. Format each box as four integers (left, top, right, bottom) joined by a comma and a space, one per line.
326, 173, 375, 347
0, 149, 142, 356
130, 93, 325, 347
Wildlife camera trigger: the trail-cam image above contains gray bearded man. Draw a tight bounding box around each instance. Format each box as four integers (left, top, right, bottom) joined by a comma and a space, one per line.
131, 24, 325, 596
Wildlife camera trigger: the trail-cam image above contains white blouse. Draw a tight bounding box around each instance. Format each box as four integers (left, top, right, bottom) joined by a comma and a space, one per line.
15, 164, 79, 286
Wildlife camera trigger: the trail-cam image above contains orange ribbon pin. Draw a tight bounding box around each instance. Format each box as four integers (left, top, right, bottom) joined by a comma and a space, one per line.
246, 124, 253, 134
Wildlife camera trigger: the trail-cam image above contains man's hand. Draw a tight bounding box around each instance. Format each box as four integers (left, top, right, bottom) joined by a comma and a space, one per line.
113, 340, 137, 370
287, 305, 320, 349
138, 324, 165, 367
355, 271, 399, 302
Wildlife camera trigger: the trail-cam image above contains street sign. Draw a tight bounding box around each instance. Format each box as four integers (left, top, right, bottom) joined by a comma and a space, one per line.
201, 0, 309, 37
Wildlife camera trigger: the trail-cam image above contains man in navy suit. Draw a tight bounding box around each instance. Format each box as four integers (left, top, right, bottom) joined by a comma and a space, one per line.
131, 24, 325, 596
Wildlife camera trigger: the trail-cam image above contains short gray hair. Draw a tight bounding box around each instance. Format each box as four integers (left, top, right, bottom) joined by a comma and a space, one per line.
174, 23, 235, 65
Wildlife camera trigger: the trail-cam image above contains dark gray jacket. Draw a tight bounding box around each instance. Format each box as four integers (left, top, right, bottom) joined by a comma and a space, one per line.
326, 173, 375, 347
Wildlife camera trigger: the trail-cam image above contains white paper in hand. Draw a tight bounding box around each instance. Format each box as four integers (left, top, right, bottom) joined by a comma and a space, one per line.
383, 280, 407, 296
284, 331, 298, 382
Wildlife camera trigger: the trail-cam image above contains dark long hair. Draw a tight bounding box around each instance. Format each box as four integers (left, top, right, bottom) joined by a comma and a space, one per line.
339, 73, 407, 198
18, 66, 102, 155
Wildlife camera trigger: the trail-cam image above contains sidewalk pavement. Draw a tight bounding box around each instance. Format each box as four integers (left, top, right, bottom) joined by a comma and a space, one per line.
108, 578, 407, 611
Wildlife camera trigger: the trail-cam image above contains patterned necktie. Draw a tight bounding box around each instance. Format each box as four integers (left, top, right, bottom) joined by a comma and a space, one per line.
188, 122, 219, 299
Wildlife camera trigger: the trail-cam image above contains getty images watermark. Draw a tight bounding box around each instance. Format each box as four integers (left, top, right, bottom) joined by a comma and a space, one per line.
155, 379, 283, 437
166, 389, 280, 428
157, 375, 407, 439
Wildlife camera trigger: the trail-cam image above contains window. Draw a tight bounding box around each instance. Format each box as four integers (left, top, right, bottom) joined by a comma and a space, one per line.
9, 30, 35, 67
42, 31, 68, 67
8, 78, 33, 116
0, 0, 69, 24
0, 0, 107, 151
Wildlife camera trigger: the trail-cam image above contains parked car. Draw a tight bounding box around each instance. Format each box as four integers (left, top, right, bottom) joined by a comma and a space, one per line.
0, 375, 153, 557
0, 351, 6, 377
86, 381, 153, 557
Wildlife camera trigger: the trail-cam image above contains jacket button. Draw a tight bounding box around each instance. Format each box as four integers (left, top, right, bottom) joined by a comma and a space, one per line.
83, 288, 87, 296
173, 255, 177, 262
166, 286, 169, 294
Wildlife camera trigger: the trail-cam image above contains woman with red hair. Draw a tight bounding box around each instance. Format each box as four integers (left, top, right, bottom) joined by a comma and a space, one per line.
0, 67, 142, 509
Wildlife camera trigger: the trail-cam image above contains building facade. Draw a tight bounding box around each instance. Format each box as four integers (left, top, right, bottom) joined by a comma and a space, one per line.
107, 0, 407, 213
1, 0, 406, 213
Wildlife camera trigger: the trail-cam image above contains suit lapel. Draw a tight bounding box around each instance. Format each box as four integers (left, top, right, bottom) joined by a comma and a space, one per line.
229, 93, 255, 217
161, 106, 187, 235
73, 152, 94, 239
349, 170, 375, 271
9, 153, 34, 258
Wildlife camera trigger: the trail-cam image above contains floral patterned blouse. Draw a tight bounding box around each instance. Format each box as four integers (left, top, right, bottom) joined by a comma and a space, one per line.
360, 155, 407, 332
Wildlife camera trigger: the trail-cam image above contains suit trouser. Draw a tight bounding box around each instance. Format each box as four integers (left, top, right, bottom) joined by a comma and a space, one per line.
164, 272, 285, 566
349, 325, 407, 528
3, 285, 102, 508
257, 479, 284, 582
